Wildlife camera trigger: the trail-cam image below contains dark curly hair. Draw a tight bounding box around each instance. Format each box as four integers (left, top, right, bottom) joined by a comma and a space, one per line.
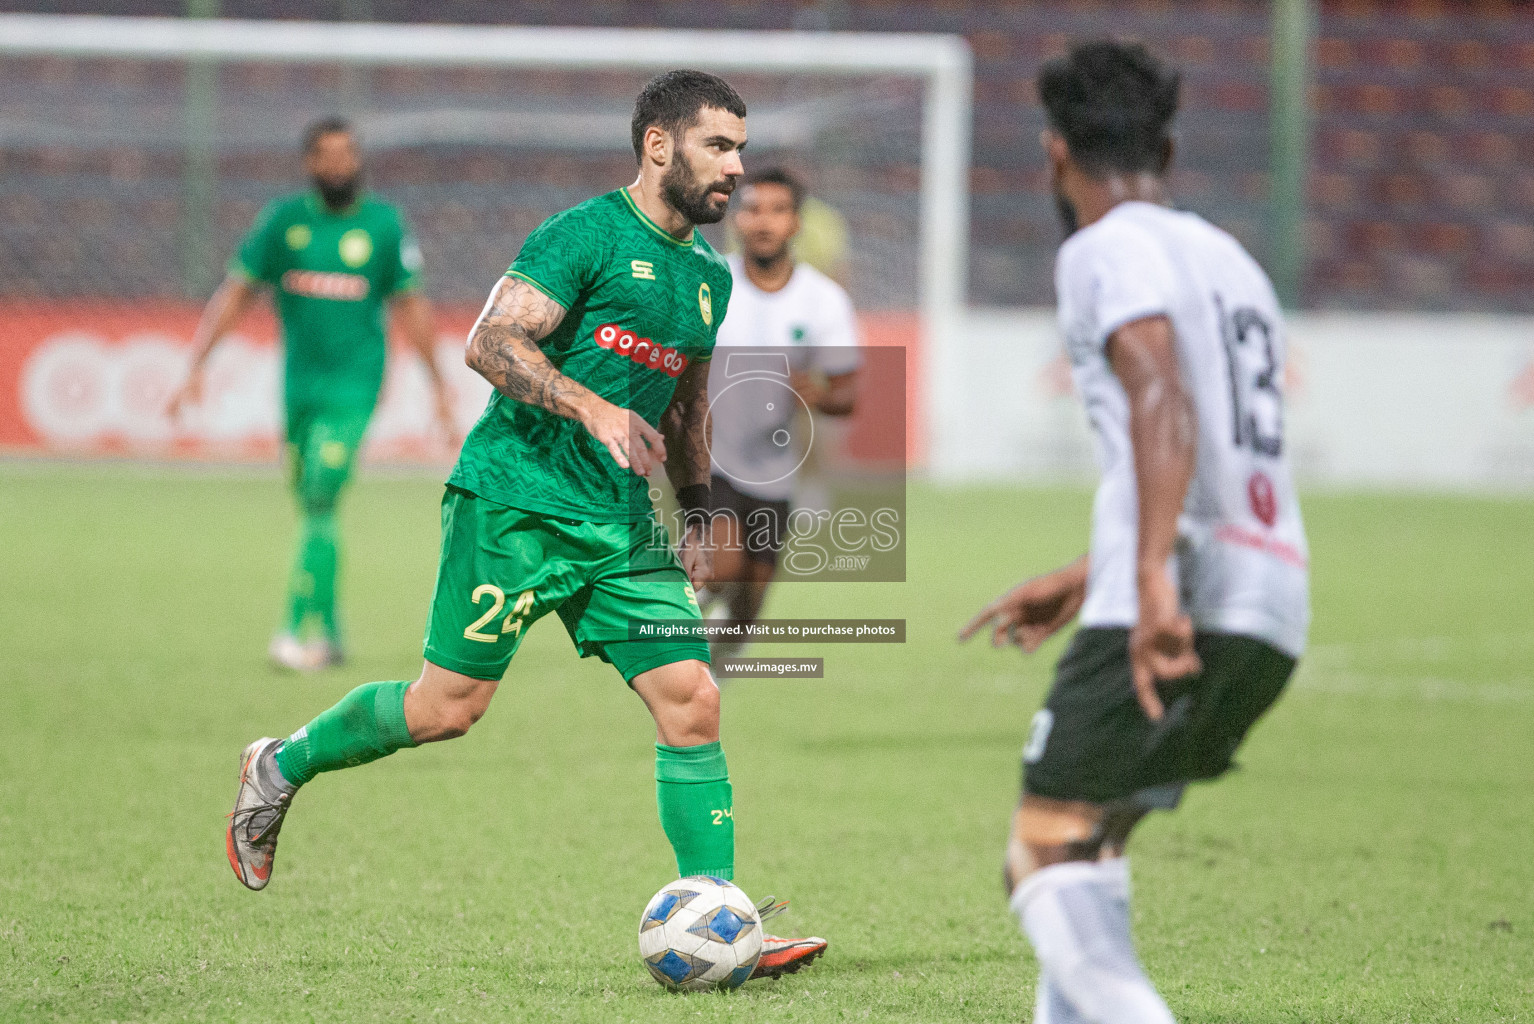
1038, 41, 1180, 176
302, 115, 353, 154
631, 69, 747, 162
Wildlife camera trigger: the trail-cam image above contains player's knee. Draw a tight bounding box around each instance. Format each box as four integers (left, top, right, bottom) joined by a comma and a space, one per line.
299, 477, 342, 516
1014, 795, 1105, 867
679, 667, 720, 726
302, 471, 346, 513
433, 703, 480, 739
408, 670, 496, 742
301, 493, 338, 519
660, 663, 720, 742
299, 443, 351, 510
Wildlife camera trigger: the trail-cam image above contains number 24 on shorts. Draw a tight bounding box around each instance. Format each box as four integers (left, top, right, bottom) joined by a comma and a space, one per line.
463, 585, 535, 643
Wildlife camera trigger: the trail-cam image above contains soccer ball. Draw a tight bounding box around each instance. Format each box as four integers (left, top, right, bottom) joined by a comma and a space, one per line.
638, 875, 762, 991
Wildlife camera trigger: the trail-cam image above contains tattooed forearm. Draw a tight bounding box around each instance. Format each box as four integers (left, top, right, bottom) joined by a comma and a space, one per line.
466, 277, 598, 421
660, 361, 712, 491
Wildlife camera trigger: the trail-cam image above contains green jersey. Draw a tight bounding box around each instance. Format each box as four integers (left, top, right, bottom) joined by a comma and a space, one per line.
232, 191, 422, 411
449, 188, 732, 523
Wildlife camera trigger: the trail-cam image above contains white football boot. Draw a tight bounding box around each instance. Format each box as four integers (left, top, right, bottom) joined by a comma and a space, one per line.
307, 638, 346, 670
269, 633, 325, 672
225, 737, 296, 890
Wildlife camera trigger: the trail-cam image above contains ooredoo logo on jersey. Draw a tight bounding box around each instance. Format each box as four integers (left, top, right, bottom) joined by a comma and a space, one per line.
593, 323, 689, 378
281, 269, 368, 301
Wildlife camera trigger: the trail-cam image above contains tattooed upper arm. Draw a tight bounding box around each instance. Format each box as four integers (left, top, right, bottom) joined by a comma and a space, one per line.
466, 277, 597, 420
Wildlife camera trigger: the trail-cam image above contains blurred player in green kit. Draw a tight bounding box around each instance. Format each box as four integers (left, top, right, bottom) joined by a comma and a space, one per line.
169, 117, 456, 671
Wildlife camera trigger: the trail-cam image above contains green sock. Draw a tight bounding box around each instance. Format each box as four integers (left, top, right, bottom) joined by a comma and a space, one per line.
655, 741, 734, 880
274, 680, 417, 786
283, 541, 313, 637
292, 511, 339, 639
284, 511, 337, 637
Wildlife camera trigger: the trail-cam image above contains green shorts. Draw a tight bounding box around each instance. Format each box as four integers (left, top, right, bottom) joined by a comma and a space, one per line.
423, 486, 711, 682
285, 404, 374, 504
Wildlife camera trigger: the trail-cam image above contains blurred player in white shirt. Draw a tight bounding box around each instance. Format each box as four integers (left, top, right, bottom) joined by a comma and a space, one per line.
702, 168, 860, 657
961, 42, 1309, 1023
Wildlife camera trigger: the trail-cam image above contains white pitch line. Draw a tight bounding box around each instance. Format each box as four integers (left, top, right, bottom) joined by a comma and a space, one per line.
1292, 670, 1534, 704
1305, 633, 1534, 661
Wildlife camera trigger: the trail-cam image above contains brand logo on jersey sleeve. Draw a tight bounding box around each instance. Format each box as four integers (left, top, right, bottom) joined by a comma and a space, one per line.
698, 283, 712, 326
593, 323, 689, 377
339, 228, 373, 268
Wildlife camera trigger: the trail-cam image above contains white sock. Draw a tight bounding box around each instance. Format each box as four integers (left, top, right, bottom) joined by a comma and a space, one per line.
1034, 972, 1088, 1024
1011, 859, 1175, 1024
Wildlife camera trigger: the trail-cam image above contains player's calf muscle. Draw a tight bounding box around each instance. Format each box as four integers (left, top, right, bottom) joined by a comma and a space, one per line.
633, 661, 719, 746
404, 662, 499, 742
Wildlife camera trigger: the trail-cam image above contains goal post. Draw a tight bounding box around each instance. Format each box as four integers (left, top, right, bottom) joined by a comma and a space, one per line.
0, 14, 971, 464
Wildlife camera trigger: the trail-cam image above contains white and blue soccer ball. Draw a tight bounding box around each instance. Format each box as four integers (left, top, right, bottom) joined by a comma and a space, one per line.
638, 875, 762, 991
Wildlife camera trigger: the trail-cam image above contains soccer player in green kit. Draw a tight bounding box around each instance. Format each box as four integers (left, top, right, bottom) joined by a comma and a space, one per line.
225, 71, 827, 981
170, 117, 456, 671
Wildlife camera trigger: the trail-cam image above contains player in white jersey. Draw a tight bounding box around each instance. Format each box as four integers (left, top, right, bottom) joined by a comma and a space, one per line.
961, 42, 1309, 1023
702, 168, 860, 656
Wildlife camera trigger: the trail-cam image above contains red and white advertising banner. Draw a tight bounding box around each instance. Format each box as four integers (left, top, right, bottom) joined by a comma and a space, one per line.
0, 301, 486, 464
1, 302, 919, 468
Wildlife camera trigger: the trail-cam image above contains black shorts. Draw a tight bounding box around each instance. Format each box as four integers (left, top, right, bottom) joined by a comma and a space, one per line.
1022, 627, 1296, 805
709, 473, 791, 568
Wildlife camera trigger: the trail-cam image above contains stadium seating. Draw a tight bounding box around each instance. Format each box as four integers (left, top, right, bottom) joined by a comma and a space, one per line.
2, 1, 1530, 311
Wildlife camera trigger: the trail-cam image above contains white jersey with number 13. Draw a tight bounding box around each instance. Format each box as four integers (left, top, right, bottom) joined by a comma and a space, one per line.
1056, 200, 1310, 658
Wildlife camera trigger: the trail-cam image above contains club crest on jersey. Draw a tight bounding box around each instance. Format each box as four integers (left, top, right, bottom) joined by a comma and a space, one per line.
593, 323, 689, 378
698, 283, 712, 326
339, 228, 373, 268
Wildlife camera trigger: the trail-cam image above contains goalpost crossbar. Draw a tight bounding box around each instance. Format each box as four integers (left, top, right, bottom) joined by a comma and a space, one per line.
0, 13, 972, 459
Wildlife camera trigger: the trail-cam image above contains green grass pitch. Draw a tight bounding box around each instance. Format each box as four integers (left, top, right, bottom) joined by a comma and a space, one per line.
2, 464, 1531, 1022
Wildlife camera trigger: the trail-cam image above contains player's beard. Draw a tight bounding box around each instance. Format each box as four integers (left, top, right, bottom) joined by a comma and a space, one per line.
1053, 183, 1080, 239
314, 173, 361, 211
662, 150, 733, 226
747, 241, 791, 271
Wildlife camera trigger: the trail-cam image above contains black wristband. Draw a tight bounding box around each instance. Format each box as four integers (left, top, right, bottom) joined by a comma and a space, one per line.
676, 484, 711, 532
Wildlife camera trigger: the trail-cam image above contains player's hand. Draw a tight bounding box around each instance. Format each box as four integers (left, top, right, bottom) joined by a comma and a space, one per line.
678, 524, 711, 590
166, 369, 204, 422
1129, 567, 1202, 722
581, 399, 666, 477
958, 560, 1087, 653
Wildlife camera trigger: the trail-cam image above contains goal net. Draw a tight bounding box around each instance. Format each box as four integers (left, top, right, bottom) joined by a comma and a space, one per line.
0, 14, 969, 477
